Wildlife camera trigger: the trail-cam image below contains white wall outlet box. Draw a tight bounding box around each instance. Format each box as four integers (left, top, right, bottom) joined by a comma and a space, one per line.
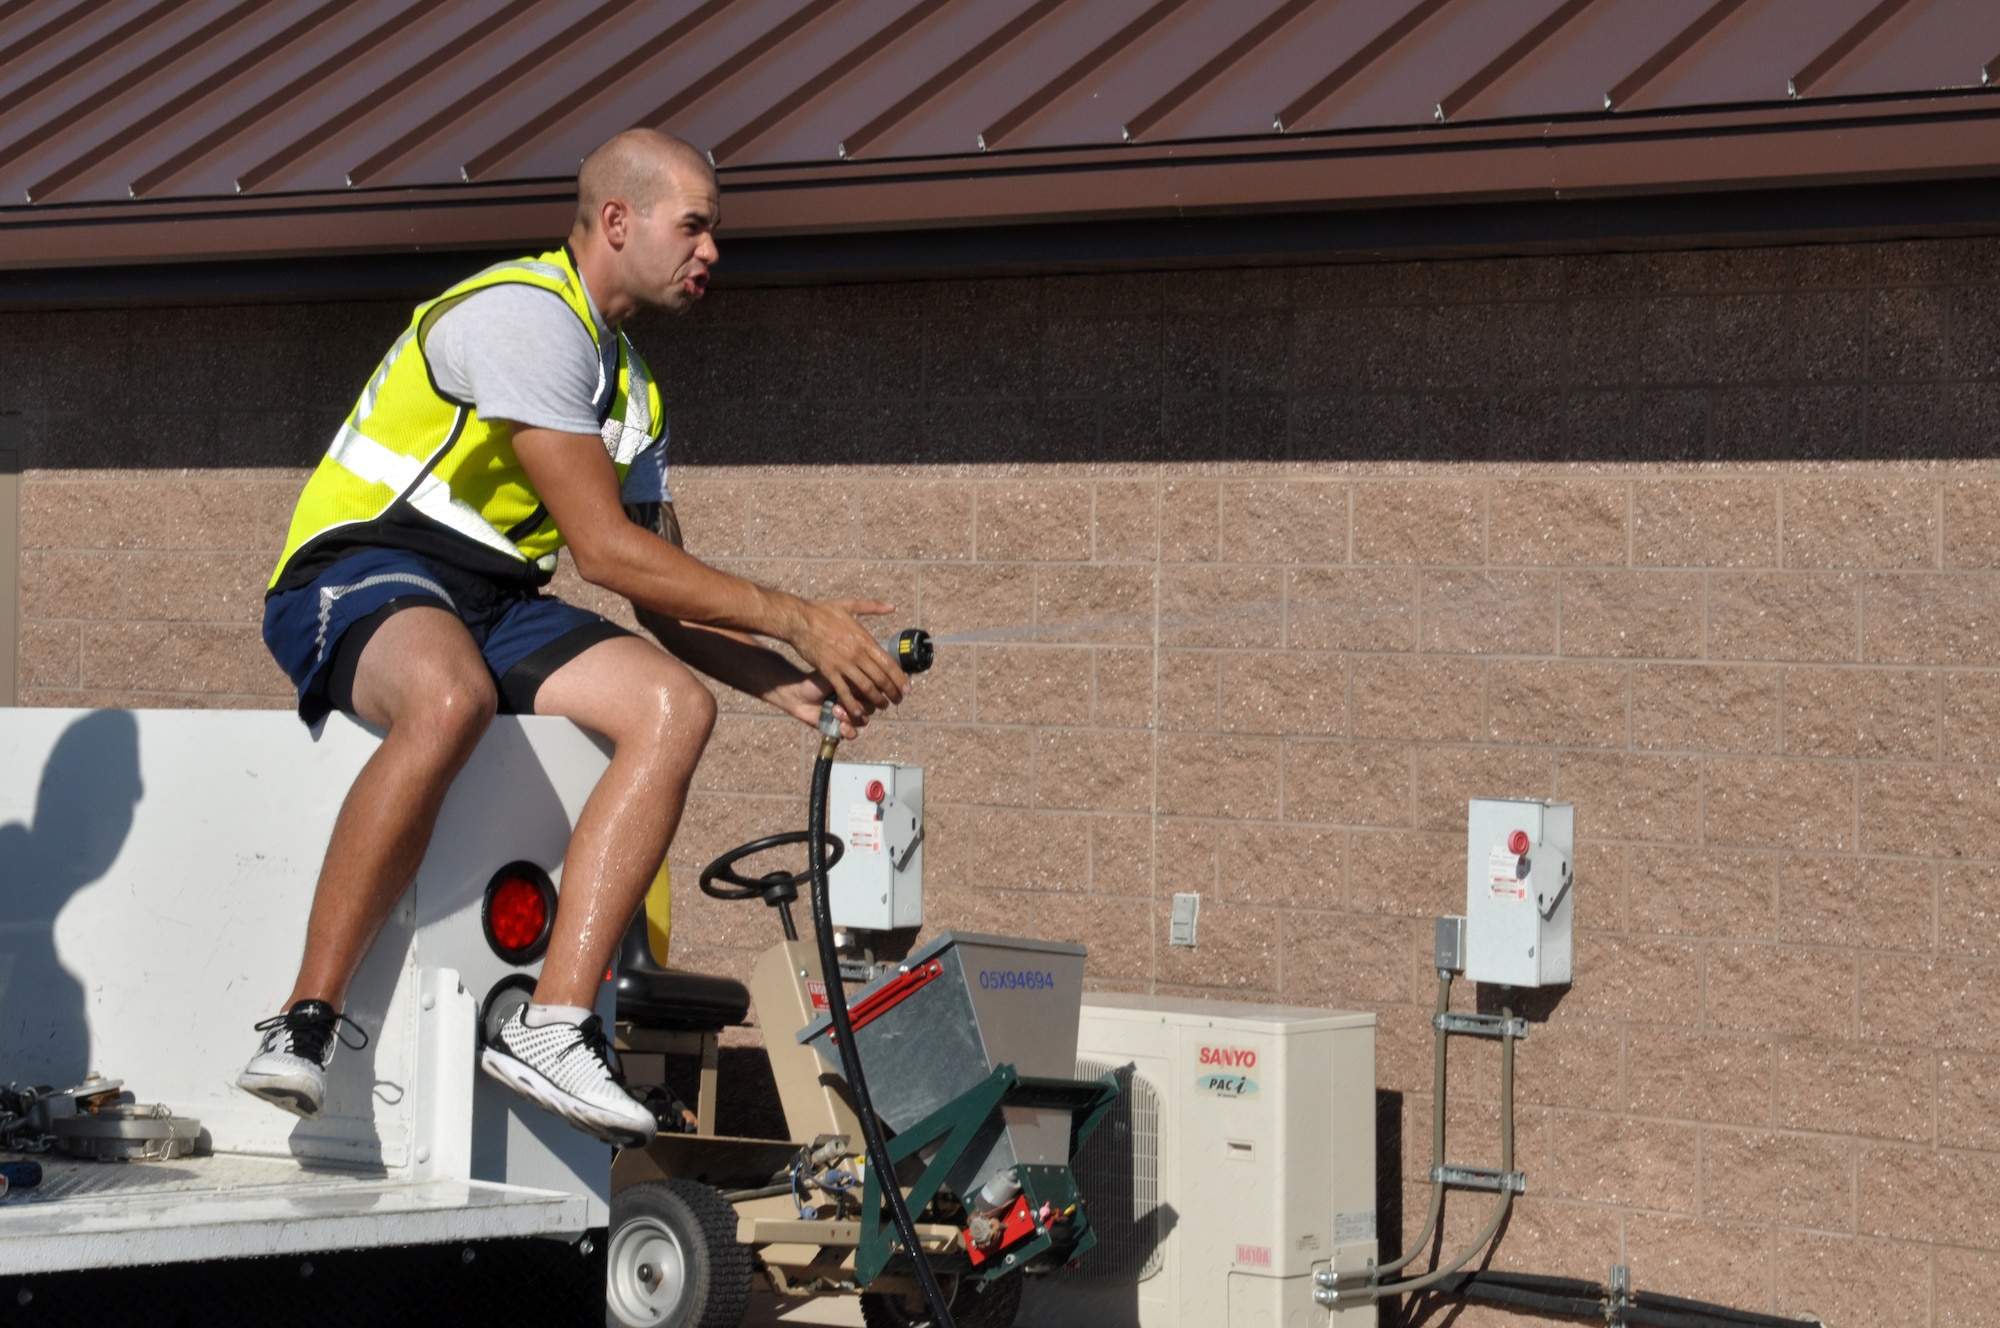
1464, 798, 1573, 988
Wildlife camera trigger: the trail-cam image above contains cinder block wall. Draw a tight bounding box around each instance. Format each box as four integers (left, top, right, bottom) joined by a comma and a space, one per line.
9, 238, 2000, 1325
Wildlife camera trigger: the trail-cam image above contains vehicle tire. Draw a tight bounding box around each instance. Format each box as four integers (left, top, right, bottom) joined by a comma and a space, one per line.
859, 1271, 1023, 1328
605, 1179, 752, 1328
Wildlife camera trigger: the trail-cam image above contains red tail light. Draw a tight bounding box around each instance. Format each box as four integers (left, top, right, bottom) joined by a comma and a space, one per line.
483, 862, 556, 964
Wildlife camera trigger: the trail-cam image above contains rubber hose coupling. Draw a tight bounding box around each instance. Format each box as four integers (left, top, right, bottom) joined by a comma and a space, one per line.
880, 628, 934, 674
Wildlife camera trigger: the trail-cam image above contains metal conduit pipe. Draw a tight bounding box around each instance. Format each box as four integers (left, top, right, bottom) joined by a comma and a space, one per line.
1376, 971, 1452, 1277
1368, 1004, 1517, 1299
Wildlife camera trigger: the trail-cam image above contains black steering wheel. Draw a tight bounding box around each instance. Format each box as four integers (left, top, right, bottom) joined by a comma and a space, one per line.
698, 830, 844, 901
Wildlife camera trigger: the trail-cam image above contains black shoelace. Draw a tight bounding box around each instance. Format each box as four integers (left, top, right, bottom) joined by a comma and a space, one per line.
574, 1014, 624, 1083
254, 1002, 369, 1065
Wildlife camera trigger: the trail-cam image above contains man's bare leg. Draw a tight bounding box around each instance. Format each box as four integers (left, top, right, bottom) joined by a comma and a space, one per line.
287, 607, 498, 1008
529, 635, 717, 1007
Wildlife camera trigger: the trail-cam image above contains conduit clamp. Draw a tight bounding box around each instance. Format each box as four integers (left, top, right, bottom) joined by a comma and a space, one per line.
1433, 1011, 1530, 1040
1431, 1164, 1528, 1194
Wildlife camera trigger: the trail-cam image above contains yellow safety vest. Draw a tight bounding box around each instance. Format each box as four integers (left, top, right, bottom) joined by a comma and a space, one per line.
269, 246, 665, 592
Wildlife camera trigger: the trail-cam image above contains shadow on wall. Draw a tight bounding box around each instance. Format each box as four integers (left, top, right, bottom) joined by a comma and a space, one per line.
0, 709, 144, 1089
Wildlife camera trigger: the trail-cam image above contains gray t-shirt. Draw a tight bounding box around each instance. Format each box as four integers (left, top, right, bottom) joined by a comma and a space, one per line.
423, 282, 669, 503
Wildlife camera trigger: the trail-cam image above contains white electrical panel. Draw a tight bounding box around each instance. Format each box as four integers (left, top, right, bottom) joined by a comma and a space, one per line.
1021, 995, 1379, 1328
1465, 798, 1573, 987
825, 761, 923, 932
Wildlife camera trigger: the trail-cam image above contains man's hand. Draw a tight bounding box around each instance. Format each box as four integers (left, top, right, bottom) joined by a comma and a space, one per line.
781, 597, 906, 720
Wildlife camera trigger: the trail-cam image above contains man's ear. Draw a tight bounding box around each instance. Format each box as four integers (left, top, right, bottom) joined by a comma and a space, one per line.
600, 199, 630, 248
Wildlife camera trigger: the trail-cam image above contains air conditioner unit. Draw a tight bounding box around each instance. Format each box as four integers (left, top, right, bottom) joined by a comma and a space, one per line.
1020, 995, 1378, 1328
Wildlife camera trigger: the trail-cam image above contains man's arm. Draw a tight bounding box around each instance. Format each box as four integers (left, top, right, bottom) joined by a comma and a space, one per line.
514, 425, 905, 717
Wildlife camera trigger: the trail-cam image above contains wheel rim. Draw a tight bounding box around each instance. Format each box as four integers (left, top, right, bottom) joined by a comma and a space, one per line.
607, 1215, 690, 1327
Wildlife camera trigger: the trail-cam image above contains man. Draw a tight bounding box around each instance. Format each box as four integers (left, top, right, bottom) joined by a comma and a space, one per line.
239, 128, 905, 1147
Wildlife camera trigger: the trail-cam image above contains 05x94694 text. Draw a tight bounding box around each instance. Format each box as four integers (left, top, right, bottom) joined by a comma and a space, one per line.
978, 970, 1057, 990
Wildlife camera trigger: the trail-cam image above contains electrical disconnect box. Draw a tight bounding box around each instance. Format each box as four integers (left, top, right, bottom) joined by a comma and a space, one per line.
825, 761, 923, 932
1465, 798, 1573, 988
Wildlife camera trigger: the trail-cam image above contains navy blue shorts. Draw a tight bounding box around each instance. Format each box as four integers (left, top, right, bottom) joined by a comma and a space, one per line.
263, 548, 631, 724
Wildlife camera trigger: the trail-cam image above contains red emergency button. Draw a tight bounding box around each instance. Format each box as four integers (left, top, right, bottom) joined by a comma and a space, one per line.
1507, 829, 1531, 855
864, 780, 886, 804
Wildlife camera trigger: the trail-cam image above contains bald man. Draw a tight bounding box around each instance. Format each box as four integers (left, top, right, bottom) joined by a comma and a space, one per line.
241, 129, 906, 1146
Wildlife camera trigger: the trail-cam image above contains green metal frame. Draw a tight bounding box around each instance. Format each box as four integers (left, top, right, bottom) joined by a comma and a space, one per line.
855, 1063, 1120, 1288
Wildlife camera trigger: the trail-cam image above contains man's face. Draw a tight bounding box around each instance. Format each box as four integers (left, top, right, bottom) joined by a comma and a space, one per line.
623, 165, 720, 315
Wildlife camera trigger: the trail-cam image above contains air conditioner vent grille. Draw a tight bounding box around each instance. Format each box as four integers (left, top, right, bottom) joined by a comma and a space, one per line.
1063, 1058, 1163, 1284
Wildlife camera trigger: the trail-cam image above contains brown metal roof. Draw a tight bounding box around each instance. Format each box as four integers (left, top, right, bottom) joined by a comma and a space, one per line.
5, 0, 2000, 270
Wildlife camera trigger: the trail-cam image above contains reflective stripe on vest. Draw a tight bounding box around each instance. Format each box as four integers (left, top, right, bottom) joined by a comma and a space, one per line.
269, 247, 665, 590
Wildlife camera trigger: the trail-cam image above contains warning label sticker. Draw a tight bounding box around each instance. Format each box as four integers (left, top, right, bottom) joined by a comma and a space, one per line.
1488, 846, 1527, 900
847, 804, 883, 855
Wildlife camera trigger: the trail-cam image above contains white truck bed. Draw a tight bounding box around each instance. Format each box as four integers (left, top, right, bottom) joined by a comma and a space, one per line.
0, 1152, 587, 1275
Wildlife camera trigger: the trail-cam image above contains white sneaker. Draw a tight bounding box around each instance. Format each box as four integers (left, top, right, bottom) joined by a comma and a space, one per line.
481, 1009, 657, 1148
236, 1000, 365, 1118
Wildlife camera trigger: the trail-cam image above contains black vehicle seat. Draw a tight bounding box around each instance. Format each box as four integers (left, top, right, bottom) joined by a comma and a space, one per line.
612, 912, 751, 1033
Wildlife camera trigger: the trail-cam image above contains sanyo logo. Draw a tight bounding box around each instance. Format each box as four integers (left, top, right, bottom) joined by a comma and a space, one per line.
1198, 1046, 1257, 1069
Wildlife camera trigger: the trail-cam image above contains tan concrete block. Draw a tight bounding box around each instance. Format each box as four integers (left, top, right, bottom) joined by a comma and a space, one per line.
1708, 572, 1860, 663
1866, 572, 2000, 667
1943, 862, 2000, 956
1946, 672, 2000, 764
1376, 1010, 1437, 1097
1217, 821, 1341, 909
1940, 1054, 2000, 1153
1345, 829, 1462, 919
1092, 480, 1157, 562
915, 563, 1034, 639
1860, 953, 2000, 1054
1218, 650, 1345, 736
1626, 1029, 1775, 1127
919, 724, 1035, 808
1091, 647, 1155, 728
923, 884, 1045, 943
738, 557, 920, 619
1034, 728, 1154, 814
1575, 839, 1628, 929
870, 480, 974, 562
78, 623, 290, 697
1778, 1232, 1932, 1328
1633, 479, 1780, 568
21, 473, 305, 552
1778, 1039, 1932, 1143
1153, 899, 1280, 993
1488, 658, 1629, 748
1515, 1020, 1623, 1112
24, 549, 269, 625
19, 619, 78, 689
1547, 1112, 1698, 1210
1781, 854, 1933, 951
1281, 913, 1426, 1005
1034, 564, 1157, 644
1861, 764, 2000, 859
1412, 745, 1557, 830
1419, 569, 1559, 655
1561, 934, 1700, 1025
974, 645, 1092, 726
1282, 739, 1413, 826
1488, 479, 1627, 567
1785, 666, 1940, 760
1707, 942, 1856, 1038
1938, 1249, 2000, 1328
1468, 1195, 1623, 1284
1219, 481, 1347, 564
1559, 570, 1704, 659
1287, 566, 1418, 652
976, 480, 1092, 561
893, 648, 974, 723
1160, 479, 1219, 562
1701, 1128, 1853, 1228
1037, 892, 1153, 982
929, 806, 1088, 894
1352, 480, 1485, 566
1627, 849, 1776, 939
1556, 751, 1702, 847
1947, 478, 2000, 569
692, 714, 807, 795
1155, 649, 1219, 732
1704, 757, 1854, 851
1160, 564, 1282, 647
1156, 733, 1281, 819
1783, 475, 1939, 570
1154, 817, 1218, 899
1352, 654, 1484, 742
1631, 663, 1783, 754
1090, 815, 1154, 898
1623, 1216, 1773, 1316
1858, 1142, 2000, 1248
